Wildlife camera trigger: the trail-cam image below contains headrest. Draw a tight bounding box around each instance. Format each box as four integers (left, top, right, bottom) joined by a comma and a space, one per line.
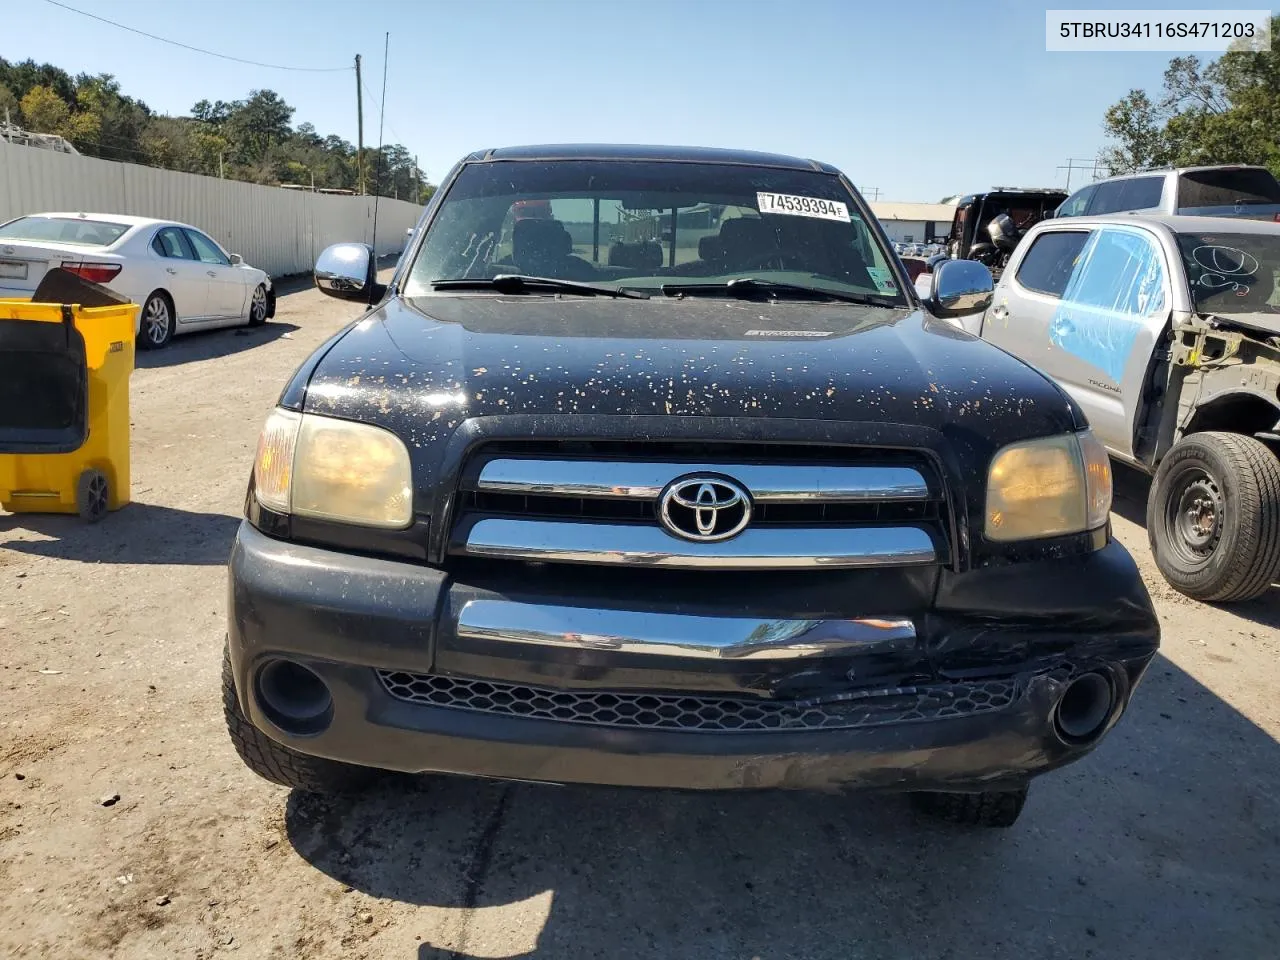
513, 218, 571, 256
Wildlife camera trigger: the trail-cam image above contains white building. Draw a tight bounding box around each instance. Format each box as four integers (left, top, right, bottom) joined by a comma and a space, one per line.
869, 201, 956, 244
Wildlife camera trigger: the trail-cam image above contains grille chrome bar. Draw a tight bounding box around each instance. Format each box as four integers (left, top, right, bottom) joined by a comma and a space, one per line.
456, 518, 937, 569
474, 459, 930, 502
455, 599, 916, 660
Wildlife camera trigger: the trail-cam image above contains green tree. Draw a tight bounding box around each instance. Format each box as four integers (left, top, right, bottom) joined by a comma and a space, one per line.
225, 89, 294, 165
19, 85, 69, 134
1101, 20, 1280, 178
0, 84, 17, 122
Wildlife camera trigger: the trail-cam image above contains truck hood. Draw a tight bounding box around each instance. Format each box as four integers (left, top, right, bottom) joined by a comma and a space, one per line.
302, 294, 1079, 442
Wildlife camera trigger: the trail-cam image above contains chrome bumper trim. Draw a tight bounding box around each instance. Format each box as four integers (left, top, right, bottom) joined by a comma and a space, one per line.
456, 518, 938, 569
474, 459, 930, 502
455, 599, 917, 659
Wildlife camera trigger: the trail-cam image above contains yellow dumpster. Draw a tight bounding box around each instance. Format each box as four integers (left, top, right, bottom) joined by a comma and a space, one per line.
0, 280, 137, 522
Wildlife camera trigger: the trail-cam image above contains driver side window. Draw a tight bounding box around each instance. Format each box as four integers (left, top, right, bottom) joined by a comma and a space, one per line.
1058, 186, 1094, 218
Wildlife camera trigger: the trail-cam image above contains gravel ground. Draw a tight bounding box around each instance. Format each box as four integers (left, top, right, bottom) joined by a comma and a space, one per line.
2, 281, 1278, 959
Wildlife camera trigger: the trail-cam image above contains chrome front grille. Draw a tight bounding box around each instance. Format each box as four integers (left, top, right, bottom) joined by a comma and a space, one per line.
376, 670, 1020, 732
449, 443, 949, 570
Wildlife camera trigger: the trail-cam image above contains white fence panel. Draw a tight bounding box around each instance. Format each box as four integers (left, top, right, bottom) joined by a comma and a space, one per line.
0, 141, 422, 277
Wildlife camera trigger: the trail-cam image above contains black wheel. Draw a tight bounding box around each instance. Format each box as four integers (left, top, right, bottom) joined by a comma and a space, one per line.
222, 643, 371, 794
247, 284, 269, 327
1147, 432, 1280, 602
76, 469, 109, 523
911, 786, 1028, 828
138, 291, 174, 350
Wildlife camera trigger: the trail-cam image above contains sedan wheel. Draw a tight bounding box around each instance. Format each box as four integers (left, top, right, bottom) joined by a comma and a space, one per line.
248, 284, 268, 327
139, 293, 173, 350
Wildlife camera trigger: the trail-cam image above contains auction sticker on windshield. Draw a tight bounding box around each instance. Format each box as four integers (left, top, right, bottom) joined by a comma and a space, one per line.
757, 193, 851, 222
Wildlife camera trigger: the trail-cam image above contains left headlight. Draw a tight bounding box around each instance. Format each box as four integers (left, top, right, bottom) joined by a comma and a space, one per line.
984, 429, 1112, 542
252, 408, 413, 529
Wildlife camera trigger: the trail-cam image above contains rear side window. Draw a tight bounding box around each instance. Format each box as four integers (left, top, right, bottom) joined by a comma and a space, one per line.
0, 216, 130, 246
1014, 231, 1090, 297
1118, 176, 1164, 210
151, 227, 193, 259
1178, 169, 1280, 208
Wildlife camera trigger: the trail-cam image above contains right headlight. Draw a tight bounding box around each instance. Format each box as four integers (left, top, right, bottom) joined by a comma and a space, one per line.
252, 408, 413, 529
984, 429, 1112, 541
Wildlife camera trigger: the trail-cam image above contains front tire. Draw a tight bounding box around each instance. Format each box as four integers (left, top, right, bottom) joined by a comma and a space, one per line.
1147, 431, 1280, 602
247, 283, 268, 327
222, 644, 371, 794
137, 291, 174, 350
911, 786, 1028, 828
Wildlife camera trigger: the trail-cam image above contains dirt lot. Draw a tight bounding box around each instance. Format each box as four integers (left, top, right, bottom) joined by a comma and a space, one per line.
2, 281, 1279, 960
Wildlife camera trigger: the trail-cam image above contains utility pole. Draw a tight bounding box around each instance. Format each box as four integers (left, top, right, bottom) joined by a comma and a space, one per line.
861, 186, 882, 201
413, 154, 419, 204
218, 151, 224, 179
355, 54, 365, 195
1057, 157, 1101, 192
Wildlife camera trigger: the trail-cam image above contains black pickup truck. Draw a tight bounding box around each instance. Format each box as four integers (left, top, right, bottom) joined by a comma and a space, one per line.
224, 145, 1158, 828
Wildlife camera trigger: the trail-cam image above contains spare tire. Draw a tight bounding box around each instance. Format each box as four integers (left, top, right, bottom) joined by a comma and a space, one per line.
1147, 431, 1280, 602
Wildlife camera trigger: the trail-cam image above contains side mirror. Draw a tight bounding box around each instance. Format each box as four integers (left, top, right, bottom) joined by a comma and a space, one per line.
315, 242, 381, 302
228, 253, 243, 265
927, 259, 993, 318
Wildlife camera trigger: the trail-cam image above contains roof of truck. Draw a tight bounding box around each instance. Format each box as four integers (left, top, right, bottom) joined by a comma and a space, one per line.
464, 143, 840, 173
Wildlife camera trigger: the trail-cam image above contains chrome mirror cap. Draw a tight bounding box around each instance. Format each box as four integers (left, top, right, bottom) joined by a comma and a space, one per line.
315, 242, 374, 301
928, 259, 993, 318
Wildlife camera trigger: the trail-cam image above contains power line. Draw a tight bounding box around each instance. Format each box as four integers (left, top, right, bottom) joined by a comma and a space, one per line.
41, 0, 352, 73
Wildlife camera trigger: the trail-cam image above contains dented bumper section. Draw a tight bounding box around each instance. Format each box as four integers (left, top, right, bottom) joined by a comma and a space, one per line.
227, 521, 1159, 792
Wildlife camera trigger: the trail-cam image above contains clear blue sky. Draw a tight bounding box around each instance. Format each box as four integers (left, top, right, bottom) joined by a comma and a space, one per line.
4, 0, 1240, 201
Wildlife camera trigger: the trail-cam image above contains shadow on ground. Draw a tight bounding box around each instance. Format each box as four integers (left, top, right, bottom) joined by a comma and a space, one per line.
134, 321, 300, 369
1112, 461, 1280, 627
285, 654, 1280, 959
0, 502, 239, 565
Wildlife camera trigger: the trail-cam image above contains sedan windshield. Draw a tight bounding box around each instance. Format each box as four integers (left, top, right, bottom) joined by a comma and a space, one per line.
0, 216, 130, 246
403, 160, 906, 305
1176, 231, 1280, 320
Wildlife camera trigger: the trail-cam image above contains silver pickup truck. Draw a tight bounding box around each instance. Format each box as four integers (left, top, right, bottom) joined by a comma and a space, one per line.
959, 213, 1280, 603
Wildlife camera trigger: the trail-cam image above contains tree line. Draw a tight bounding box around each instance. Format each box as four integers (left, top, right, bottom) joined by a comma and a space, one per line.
1101, 15, 1280, 178
0, 57, 434, 203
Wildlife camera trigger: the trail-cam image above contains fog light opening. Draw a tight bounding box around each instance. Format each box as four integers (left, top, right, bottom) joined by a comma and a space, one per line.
1053, 671, 1115, 744
256, 659, 333, 736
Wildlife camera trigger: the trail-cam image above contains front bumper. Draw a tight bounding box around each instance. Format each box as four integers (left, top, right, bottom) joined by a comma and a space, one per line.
227, 522, 1159, 792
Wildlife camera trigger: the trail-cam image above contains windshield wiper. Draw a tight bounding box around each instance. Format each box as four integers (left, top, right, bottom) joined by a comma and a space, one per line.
432, 274, 649, 299
660, 277, 900, 307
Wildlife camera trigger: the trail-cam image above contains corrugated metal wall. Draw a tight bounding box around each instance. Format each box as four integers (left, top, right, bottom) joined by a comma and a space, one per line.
0, 142, 423, 277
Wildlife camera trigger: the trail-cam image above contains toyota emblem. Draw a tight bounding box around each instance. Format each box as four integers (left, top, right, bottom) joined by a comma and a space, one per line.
658, 475, 752, 542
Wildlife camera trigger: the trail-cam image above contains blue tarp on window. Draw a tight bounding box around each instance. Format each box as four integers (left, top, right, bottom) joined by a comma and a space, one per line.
1049, 229, 1166, 382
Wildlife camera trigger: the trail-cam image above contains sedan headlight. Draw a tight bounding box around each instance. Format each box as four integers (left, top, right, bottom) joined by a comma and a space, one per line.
985, 430, 1112, 541
253, 408, 413, 529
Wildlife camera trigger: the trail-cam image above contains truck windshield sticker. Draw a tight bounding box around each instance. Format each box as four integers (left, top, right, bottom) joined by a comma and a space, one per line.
865, 266, 898, 294
1049, 229, 1167, 383
756, 192, 851, 222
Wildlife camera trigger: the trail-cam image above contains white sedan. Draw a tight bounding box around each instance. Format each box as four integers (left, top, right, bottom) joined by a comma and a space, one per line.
0, 212, 274, 349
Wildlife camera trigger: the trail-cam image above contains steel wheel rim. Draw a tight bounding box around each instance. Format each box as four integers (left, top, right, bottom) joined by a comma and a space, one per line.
144, 297, 170, 343
1164, 465, 1223, 568
251, 286, 266, 322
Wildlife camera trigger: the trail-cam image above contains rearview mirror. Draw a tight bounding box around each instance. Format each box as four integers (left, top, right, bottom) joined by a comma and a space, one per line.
228, 253, 243, 265
315, 242, 379, 302
927, 259, 993, 318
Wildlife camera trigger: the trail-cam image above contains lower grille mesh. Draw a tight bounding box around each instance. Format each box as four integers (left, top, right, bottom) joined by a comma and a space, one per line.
376, 670, 1020, 732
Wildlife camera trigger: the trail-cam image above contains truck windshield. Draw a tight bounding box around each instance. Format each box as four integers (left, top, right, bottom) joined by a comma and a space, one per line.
403, 160, 906, 304
1176, 231, 1280, 319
